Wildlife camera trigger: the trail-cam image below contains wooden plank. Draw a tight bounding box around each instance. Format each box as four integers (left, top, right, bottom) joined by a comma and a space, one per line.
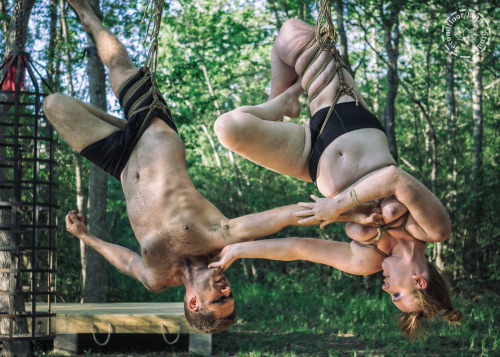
27, 302, 198, 334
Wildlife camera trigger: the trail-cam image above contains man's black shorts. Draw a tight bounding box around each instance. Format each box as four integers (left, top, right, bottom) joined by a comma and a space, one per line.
80, 67, 177, 180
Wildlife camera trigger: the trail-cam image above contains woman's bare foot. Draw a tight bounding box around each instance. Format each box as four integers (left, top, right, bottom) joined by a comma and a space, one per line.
280, 81, 303, 119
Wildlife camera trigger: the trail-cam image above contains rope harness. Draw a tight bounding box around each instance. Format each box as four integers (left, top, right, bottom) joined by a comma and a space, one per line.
294, 0, 359, 159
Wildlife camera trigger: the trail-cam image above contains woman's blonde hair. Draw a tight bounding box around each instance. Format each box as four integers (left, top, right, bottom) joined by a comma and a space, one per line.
397, 261, 463, 341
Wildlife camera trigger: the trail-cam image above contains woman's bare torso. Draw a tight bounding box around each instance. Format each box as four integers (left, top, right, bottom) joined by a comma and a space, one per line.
345, 196, 425, 273
287, 19, 396, 197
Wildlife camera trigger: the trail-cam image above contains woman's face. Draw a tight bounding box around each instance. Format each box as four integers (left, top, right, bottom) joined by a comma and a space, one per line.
381, 259, 422, 312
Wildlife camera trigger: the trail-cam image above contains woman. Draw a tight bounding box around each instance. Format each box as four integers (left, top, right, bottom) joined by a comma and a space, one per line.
213, 18, 462, 339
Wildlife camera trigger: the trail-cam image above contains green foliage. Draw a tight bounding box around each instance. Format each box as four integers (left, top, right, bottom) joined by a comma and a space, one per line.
7, 0, 499, 351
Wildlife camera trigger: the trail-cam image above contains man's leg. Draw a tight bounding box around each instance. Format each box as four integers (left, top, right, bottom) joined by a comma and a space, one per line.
214, 82, 312, 182
68, 0, 137, 96
43, 93, 124, 153
44, 0, 137, 152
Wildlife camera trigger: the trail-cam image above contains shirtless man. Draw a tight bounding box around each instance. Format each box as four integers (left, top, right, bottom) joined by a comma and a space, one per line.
43, 1, 381, 333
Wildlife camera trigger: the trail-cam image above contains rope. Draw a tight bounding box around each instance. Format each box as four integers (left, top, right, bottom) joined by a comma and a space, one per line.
314, 0, 338, 51
140, 0, 170, 127
141, 0, 165, 85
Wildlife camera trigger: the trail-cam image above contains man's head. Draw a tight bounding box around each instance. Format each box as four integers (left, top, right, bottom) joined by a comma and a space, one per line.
184, 267, 237, 333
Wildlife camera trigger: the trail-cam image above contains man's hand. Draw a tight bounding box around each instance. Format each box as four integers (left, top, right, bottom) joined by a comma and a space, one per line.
349, 203, 383, 227
65, 210, 88, 237
208, 244, 242, 272
294, 195, 340, 228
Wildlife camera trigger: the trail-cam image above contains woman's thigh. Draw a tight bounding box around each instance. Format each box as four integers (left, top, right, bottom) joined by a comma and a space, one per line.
219, 113, 312, 182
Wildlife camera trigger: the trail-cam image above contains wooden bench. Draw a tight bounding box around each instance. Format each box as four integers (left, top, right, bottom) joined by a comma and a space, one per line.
29, 302, 211, 356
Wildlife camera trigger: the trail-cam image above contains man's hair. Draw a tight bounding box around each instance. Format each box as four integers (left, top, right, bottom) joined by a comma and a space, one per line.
397, 261, 463, 341
183, 299, 237, 334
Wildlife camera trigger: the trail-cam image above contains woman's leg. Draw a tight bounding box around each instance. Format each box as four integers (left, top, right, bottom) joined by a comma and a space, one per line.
215, 82, 312, 182
269, 19, 316, 100
272, 18, 369, 111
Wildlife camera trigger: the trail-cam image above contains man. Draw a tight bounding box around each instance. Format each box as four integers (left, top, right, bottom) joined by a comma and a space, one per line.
44, 1, 381, 333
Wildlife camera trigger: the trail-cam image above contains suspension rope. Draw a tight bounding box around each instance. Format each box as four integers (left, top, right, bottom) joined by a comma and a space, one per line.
141, 0, 165, 86
314, 0, 338, 51
139, 0, 171, 126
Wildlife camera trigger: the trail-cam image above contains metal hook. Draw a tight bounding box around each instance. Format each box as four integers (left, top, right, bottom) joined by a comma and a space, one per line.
91, 323, 112, 346
161, 323, 181, 345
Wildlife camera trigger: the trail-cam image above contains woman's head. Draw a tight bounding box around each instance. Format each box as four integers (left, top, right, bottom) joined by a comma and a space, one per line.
397, 261, 463, 341
381, 255, 429, 313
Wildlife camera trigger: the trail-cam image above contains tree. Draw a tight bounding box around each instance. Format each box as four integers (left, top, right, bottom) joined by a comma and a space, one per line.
0, 1, 36, 355
82, 0, 108, 302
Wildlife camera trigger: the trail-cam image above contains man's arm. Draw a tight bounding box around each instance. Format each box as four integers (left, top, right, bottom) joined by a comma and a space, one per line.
65, 211, 163, 292
221, 203, 382, 244
208, 237, 379, 275
295, 166, 451, 242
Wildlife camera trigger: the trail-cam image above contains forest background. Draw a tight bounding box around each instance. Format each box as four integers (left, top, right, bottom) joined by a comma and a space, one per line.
0, 0, 499, 355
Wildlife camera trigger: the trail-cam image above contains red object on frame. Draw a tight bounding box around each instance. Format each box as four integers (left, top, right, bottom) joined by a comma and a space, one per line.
1, 53, 28, 91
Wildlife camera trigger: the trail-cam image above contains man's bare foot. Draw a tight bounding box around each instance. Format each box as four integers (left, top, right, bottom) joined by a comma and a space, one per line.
67, 0, 98, 32
280, 81, 303, 119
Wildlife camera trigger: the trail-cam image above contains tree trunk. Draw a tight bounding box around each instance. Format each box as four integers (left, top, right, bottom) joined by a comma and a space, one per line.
200, 124, 222, 169
46, 0, 59, 90
335, 0, 353, 76
370, 18, 379, 114
59, 0, 75, 97
83, 0, 108, 303
267, 0, 282, 30
382, 5, 399, 162
469, 44, 483, 270
75, 155, 87, 301
0, 1, 36, 355
0, 0, 9, 39
445, 46, 457, 244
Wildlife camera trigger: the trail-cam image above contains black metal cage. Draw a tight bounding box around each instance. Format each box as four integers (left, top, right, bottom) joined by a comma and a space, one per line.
0, 52, 57, 341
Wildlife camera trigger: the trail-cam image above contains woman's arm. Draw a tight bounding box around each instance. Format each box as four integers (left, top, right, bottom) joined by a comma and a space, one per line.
295, 166, 451, 242
208, 237, 379, 275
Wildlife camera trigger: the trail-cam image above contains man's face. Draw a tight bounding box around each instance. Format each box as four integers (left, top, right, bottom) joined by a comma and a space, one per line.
197, 268, 234, 319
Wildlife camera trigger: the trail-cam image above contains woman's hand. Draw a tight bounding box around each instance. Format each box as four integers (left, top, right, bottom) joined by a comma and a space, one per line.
294, 195, 340, 228
65, 210, 88, 237
208, 244, 242, 272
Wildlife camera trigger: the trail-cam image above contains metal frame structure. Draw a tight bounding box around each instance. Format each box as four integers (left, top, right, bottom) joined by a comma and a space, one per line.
0, 52, 57, 341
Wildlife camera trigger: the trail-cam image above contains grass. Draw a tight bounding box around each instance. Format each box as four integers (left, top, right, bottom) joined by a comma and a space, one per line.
33, 267, 499, 356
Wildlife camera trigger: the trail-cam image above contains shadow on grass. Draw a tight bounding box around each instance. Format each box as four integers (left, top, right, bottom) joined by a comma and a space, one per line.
214, 330, 366, 356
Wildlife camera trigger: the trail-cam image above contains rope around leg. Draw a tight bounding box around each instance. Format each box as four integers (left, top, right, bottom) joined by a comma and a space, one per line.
91, 323, 112, 346
161, 323, 181, 345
